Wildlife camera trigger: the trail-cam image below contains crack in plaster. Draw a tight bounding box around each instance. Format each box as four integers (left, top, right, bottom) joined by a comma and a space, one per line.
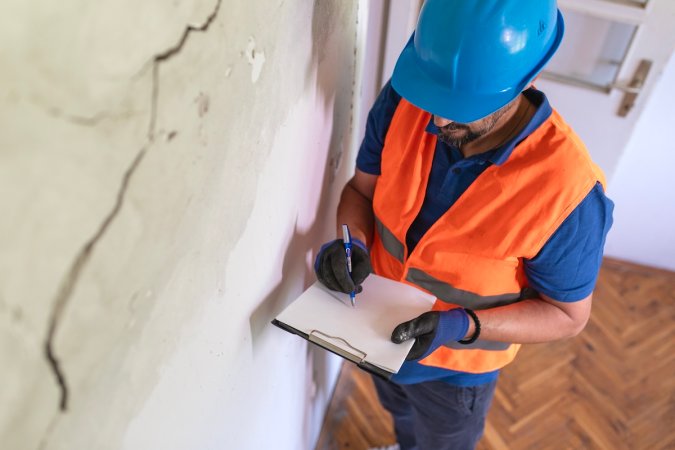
43, 0, 223, 417
33, 97, 141, 128
42, 106, 115, 127
44, 147, 147, 412
34, 0, 223, 128
149, 0, 222, 138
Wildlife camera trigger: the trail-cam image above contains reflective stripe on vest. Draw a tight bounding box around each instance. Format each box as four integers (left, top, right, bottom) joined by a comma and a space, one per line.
406, 268, 521, 309
374, 216, 404, 263
444, 339, 510, 351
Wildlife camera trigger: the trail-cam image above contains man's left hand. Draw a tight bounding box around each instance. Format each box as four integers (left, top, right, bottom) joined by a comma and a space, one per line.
391, 309, 470, 361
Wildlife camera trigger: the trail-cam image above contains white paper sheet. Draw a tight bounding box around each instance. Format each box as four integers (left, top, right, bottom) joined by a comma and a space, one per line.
275, 274, 435, 374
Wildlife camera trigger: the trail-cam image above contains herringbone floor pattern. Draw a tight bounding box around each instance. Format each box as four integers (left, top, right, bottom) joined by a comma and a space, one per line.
316, 258, 675, 450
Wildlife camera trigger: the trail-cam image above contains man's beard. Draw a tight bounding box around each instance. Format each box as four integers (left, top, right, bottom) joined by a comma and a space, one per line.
436, 103, 513, 148
437, 123, 482, 148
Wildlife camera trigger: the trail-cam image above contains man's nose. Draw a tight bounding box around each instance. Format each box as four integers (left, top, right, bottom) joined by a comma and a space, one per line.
433, 116, 452, 127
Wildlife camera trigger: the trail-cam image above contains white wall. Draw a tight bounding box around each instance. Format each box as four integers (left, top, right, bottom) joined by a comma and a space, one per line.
0, 1, 363, 449
379, 1, 420, 89
603, 52, 675, 271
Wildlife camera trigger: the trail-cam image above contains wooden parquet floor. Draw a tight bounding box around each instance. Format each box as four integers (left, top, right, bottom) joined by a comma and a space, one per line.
315, 258, 675, 450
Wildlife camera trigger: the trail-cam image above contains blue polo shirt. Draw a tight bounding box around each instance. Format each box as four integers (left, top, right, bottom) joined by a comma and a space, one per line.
357, 81, 614, 386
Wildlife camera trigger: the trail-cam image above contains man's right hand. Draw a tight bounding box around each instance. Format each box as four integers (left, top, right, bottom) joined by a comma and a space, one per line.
314, 239, 372, 294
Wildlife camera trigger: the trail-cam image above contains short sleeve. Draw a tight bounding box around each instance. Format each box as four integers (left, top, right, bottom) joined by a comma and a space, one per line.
524, 183, 615, 302
356, 80, 402, 175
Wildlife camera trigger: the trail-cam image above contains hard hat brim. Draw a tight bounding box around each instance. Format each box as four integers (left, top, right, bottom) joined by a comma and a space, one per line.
392, 10, 565, 123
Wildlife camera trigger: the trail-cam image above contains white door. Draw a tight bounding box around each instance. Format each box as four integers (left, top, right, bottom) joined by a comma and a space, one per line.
538, 0, 675, 180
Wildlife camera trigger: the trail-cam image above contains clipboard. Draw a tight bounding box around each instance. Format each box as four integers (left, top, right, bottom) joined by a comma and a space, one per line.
271, 321, 395, 379
272, 274, 435, 379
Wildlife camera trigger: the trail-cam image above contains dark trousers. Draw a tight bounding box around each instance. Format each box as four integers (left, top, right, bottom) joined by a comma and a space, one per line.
371, 375, 497, 450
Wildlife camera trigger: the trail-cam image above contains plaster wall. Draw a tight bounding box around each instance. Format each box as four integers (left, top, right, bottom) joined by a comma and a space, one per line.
0, 1, 360, 449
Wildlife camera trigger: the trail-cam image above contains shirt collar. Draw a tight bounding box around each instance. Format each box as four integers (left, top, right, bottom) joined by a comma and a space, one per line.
424, 87, 553, 166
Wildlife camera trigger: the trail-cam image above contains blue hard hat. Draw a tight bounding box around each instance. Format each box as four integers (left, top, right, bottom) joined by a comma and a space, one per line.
392, 0, 564, 123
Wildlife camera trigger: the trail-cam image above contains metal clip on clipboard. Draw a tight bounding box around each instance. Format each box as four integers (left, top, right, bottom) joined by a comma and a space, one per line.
308, 330, 367, 364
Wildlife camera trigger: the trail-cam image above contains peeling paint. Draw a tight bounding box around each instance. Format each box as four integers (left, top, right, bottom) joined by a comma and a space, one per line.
195, 92, 210, 117
245, 37, 266, 83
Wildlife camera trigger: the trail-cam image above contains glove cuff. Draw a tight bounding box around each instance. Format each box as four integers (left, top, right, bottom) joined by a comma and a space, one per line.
412, 308, 469, 361
437, 308, 470, 342
352, 238, 369, 254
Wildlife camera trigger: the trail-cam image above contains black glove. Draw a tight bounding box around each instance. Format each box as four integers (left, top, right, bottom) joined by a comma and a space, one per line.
391, 309, 469, 361
314, 238, 371, 294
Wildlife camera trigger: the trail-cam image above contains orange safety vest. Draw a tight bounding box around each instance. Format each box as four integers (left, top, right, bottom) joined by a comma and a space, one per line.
371, 99, 606, 374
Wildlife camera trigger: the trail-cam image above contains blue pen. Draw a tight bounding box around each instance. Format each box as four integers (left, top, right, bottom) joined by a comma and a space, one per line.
341, 224, 356, 307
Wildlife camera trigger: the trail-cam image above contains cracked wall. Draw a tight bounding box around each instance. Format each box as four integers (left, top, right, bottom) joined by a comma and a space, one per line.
0, 1, 360, 449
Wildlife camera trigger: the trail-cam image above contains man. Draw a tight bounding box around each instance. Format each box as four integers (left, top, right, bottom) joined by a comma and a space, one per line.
314, 1, 614, 449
